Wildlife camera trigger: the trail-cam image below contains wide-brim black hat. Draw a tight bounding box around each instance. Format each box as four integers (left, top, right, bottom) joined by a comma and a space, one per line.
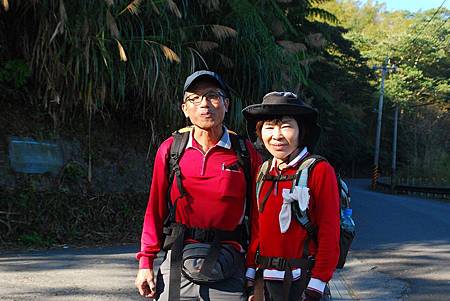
242, 91, 321, 151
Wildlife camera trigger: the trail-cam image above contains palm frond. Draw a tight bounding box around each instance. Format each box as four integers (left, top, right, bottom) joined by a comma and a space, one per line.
219, 53, 234, 68
104, 0, 114, 7
149, 0, 160, 14
188, 47, 208, 70
116, 39, 127, 61
106, 9, 120, 38
167, 0, 182, 18
211, 25, 238, 40
59, 0, 68, 24
276, 40, 307, 53
119, 0, 142, 15
201, 0, 221, 11
195, 41, 219, 52
160, 45, 180, 63
1, 0, 9, 11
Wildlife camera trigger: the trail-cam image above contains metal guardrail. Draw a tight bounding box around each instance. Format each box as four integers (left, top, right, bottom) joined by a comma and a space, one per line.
377, 178, 450, 200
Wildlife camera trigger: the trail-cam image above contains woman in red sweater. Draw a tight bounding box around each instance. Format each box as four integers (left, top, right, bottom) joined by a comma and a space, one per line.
242, 92, 340, 301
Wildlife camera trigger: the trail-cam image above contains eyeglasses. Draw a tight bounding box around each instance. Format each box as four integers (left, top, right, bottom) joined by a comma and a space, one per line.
184, 91, 225, 106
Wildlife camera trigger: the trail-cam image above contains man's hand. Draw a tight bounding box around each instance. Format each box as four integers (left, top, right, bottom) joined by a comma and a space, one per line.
135, 268, 156, 298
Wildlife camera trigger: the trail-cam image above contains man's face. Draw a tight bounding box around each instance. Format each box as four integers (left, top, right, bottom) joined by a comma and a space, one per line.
182, 81, 229, 131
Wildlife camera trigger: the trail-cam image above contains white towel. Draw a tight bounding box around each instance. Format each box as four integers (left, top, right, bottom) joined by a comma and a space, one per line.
279, 186, 310, 233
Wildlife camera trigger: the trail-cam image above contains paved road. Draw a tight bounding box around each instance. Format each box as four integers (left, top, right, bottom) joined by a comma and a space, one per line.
0, 245, 144, 300
346, 179, 450, 301
0, 179, 448, 300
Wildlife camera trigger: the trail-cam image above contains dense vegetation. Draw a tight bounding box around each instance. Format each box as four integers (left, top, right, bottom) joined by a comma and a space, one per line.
1, 0, 447, 178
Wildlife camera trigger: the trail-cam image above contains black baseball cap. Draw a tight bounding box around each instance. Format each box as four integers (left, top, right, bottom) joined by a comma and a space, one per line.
183, 70, 229, 98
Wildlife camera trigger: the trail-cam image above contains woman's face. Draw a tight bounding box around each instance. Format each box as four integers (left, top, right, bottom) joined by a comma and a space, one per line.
261, 117, 300, 161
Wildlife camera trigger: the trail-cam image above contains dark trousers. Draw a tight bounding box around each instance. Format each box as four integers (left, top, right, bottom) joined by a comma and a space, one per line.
264, 268, 310, 301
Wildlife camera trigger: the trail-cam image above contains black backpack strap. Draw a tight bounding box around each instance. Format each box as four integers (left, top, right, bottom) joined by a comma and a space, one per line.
229, 133, 251, 188
165, 128, 191, 301
166, 128, 191, 224
229, 132, 252, 247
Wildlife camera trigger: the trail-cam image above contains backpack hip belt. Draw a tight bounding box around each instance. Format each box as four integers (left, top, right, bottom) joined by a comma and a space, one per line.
254, 253, 315, 301
255, 254, 313, 271
163, 222, 246, 249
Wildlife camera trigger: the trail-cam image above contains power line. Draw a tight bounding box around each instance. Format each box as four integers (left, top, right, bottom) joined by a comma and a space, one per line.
409, 0, 447, 46
394, 1, 448, 66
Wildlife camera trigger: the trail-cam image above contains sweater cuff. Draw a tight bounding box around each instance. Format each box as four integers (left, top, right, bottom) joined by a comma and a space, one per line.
139, 256, 154, 269
307, 277, 326, 294
246, 268, 256, 281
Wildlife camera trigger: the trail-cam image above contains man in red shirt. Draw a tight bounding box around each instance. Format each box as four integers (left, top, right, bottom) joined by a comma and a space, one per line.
135, 71, 261, 300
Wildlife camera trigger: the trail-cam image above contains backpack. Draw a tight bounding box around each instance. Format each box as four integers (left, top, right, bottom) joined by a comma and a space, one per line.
255, 154, 355, 269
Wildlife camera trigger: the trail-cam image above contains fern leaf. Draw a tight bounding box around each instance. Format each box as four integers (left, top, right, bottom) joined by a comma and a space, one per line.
307, 7, 339, 24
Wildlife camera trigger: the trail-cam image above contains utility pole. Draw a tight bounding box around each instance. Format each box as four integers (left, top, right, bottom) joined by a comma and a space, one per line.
371, 58, 396, 190
391, 104, 399, 190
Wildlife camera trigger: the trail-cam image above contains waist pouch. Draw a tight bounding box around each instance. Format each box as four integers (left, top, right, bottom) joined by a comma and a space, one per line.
337, 227, 355, 269
181, 243, 242, 284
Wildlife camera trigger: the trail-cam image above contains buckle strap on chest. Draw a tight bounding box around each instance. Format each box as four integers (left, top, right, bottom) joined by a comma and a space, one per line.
256, 255, 311, 271
263, 174, 297, 181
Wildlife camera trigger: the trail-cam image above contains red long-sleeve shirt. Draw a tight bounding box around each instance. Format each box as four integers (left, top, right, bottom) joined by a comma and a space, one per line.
136, 128, 262, 269
246, 153, 340, 292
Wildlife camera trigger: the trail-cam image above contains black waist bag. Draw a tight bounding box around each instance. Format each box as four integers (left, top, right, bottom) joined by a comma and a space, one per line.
181, 243, 242, 284
337, 228, 355, 269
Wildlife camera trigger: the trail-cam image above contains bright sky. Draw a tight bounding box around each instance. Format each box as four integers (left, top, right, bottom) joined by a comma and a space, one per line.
367, 0, 450, 12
